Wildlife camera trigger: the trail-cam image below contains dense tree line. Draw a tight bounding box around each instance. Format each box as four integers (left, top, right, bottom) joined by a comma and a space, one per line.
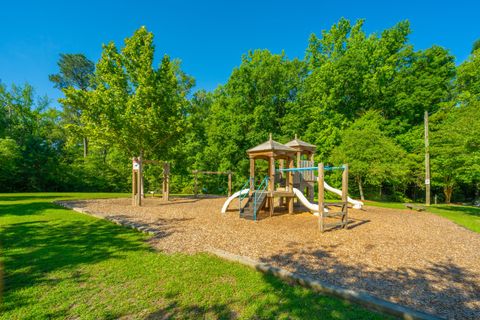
1, 19, 479, 203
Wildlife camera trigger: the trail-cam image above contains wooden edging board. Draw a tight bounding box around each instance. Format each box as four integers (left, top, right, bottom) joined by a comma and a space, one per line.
207, 249, 444, 320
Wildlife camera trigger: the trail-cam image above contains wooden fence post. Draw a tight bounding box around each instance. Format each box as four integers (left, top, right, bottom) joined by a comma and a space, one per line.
137, 154, 143, 206
228, 172, 232, 197
163, 162, 170, 201
193, 170, 198, 198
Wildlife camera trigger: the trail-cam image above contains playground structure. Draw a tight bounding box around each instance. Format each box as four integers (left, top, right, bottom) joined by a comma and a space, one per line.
222, 134, 363, 232
192, 170, 233, 197
132, 157, 170, 206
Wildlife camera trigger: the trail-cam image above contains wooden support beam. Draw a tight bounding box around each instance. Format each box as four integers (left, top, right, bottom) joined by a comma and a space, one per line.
249, 157, 255, 193
228, 172, 232, 197
132, 166, 137, 206
318, 163, 325, 232
269, 156, 275, 217
288, 157, 294, 214
163, 162, 170, 201
194, 172, 198, 198
137, 154, 143, 206
342, 164, 349, 229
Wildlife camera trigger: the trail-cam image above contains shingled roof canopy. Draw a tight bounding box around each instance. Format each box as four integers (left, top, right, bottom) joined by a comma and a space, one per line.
247, 135, 296, 160
285, 134, 316, 153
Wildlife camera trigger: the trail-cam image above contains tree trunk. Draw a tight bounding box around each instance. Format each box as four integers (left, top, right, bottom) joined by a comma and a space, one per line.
357, 176, 365, 201
83, 137, 88, 158
102, 148, 107, 164
444, 185, 453, 204
475, 182, 479, 204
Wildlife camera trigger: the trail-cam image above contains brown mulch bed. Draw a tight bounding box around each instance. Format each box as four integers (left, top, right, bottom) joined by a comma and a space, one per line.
59, 197, 480, 319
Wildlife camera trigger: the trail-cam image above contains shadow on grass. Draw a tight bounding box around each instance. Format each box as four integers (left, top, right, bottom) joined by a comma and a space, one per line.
0, 195, 65, 202
0, 201, 63, 217
0, 218, 151, 313
142, 268, 384, 320
431, 205, 480, 217
145, 301, 237, 320
258, 246, 480, 319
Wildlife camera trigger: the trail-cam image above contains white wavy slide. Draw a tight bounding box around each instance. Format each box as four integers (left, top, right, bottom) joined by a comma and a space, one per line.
221, 188, 250, 213
292, 188, 327, 216
323, 182, 364, 209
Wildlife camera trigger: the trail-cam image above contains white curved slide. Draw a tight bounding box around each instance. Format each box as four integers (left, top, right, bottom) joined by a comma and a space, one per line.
292, 188, 327, 216
221, 189, 250, 214
323, 182, 364, 209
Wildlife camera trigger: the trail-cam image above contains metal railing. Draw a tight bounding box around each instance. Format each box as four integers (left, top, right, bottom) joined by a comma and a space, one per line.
253, 176, 269, 220
238, 179, 251, 216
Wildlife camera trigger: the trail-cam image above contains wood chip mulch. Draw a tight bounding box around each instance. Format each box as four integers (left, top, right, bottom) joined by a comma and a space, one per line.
58, 197, 480, 319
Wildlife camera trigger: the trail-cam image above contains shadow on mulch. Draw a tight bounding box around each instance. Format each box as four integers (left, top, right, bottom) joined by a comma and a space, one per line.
258, 245, 480, 319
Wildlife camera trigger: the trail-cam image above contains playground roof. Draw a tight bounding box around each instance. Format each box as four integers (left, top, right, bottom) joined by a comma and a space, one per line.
246, 134, 297, 160
247, 139, 296, 153
285, 135, 317, 152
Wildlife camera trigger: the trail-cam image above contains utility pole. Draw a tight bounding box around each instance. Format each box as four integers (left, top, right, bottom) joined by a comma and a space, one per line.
425, 111, 431, 206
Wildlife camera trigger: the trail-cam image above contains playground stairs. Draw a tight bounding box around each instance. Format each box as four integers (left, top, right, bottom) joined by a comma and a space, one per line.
240, 191, 268, 220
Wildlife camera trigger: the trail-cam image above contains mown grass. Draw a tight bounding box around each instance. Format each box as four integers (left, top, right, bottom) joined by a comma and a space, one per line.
0, 193, 386, 319
365, 200, 480, 233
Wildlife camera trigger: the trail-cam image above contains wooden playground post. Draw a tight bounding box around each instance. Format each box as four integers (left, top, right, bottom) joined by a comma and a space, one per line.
227, 171, 232, 197
269, 156, 275, 217
279, 159, 284, 207
318, 163, 325, 232
193, 170, 198, 197
249, 157, 255, 193
163, 162, 170, 201
137, 154, 143, 206
288, 157, 294, 214
132, 157, 138, 206
342, 164, 349, 228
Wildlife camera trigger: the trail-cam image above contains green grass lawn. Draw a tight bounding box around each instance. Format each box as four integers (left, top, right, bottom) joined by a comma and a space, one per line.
0, 193, 386, 319
364, 200, 480, 233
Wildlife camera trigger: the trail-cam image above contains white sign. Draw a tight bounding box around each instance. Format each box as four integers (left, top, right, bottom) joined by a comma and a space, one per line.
133, 162, 140, 171
425, 179, 430, 185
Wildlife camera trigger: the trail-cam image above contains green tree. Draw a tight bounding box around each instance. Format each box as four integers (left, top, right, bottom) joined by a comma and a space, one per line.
472, 39, 480, 54
203, 50, 305, 175
50, 53, 95, 157
62, 26, 193, 163
0, 138, 21, 190
457, 48, 480, 102
293, 18, 454, 158
330, 111, 409, 200
431, 102, 480, 203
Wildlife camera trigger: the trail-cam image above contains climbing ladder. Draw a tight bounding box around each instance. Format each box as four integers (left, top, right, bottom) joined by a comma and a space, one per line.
239, 176, 269, 221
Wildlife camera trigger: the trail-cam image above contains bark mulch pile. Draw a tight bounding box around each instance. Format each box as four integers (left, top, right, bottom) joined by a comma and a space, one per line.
59, 197, 480, 319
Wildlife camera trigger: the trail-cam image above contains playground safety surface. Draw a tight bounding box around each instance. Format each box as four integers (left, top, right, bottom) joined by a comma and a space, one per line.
62, 197, 480, 319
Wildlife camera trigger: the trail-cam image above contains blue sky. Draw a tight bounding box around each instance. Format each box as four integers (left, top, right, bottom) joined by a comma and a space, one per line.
0, 0, 478, 105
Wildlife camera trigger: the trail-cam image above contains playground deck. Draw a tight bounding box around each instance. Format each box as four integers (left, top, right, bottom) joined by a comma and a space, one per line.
62, 197, 480, 319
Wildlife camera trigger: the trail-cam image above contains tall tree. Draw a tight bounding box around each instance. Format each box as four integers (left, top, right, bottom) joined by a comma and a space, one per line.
330, 111, 409, 200
457, 48, 480, 102
50, 53, 95, 157
62, 26, 193, 163
203, 50, 305, 175
293, 18, 455, 158
472, 39, 480, 54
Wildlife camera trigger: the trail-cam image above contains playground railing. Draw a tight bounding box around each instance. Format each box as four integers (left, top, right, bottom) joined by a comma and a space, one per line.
253, 176, 269, 220
239, 179, 251, 216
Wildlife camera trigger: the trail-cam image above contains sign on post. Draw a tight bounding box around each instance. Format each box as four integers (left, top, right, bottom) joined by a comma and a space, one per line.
132, 158, 140, 171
